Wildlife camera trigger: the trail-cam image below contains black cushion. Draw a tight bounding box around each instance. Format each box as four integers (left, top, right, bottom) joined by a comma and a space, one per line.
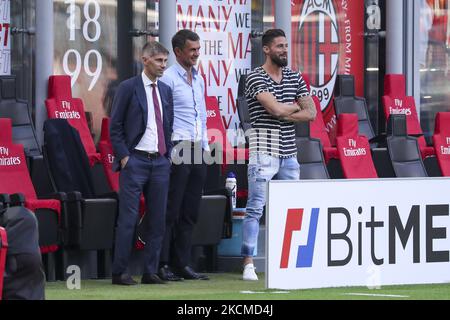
192, 195, 227, 246
386, 115, 427, 177
334, 74, 355, 97
0, 76, 41, 157
237, 74, 246, 98
334, 75, 376, 141
43, 118, 95, 198
387, 114, 408, 136
295, 121, 310, 138
0, 76, 17, 100
296, 136, 330, 179
237, 96, 251, 132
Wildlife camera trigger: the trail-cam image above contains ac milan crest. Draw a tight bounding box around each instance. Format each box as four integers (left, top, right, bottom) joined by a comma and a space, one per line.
298, 0, 340, 111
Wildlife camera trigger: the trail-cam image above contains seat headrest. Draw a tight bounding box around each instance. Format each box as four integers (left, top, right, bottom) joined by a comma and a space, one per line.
337, 113, 359, 137
48, 75, 72, 99
387, 114, 407, 136
0, 76, 17, 100
295, 121, 310, 138
238, 74, 247, 97
302, 73, 311, 92
434, 112, 450, 135
0, 118, 13, 143
384, 74, 406, 98
100, 117, 111, 141
334, 75, 355, 97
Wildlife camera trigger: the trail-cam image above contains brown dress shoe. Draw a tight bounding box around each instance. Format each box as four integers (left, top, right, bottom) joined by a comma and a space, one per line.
112, 273, 138, 286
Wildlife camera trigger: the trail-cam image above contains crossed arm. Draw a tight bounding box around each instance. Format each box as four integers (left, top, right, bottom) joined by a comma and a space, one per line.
282, 95, 317, 122
256, 92, 317, 122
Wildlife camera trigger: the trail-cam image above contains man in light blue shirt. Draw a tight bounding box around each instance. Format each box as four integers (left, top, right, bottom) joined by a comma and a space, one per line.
159, 60, 209, 152
158, 29, 210, 281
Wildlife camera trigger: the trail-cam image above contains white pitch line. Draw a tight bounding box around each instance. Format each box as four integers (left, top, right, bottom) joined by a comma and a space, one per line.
240, 291, 290, 294
343, 293, 409, 298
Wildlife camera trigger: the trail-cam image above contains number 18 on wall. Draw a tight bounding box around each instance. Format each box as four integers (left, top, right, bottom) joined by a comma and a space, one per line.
63, 0, 102, 91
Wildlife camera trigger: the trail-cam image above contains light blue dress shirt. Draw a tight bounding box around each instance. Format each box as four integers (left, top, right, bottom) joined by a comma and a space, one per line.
160, 62, 210, 151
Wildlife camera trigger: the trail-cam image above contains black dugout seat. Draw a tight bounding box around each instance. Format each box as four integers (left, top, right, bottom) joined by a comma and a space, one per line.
386, 114, 428, 177
0, 76, 41, 157
43, 118, 117, 278
295, 121, 330, 179
236, 75, 251, 135
0, 76, 50, 196
333, 74, 377, 144
191, 194, 228, 272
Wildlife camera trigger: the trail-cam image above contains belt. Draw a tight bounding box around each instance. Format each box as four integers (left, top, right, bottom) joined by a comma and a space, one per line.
173, 140, 201, 148
133, 149, 160, 159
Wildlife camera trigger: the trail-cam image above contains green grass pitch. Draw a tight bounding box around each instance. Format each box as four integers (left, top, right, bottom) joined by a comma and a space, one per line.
45, 272, 450, 300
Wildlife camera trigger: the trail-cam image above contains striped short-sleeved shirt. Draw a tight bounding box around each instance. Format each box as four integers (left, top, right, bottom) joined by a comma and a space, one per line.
245, 66, 310, 158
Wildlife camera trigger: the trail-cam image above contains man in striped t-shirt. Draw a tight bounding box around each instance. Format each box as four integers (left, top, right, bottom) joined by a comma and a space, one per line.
241, 29, 316, 281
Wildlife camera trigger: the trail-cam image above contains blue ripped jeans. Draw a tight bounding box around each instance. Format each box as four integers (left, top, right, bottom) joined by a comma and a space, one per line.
241, 153, 300, 257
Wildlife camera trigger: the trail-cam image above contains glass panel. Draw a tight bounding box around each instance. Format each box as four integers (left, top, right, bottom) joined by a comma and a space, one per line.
1, 0, 11, 76
10, 0, 35, 103
364, 0, 382, 135
53, 0, 118, 140
132, 0, 158, 77
250, 0, 274, 69
146, 0, 157, 32
419, 0, 450, 141
132, 0, 146, 76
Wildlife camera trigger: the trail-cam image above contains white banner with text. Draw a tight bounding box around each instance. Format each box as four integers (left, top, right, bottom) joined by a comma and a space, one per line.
176, 0, 251, 146
267, 178, 450, 289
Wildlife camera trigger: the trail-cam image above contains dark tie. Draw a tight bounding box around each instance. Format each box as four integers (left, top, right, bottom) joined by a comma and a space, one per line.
151, 83, 166, 156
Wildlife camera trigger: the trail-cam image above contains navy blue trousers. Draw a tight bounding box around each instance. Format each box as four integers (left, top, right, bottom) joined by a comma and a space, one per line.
112, 152, 170, 275
159, 142, 207, 268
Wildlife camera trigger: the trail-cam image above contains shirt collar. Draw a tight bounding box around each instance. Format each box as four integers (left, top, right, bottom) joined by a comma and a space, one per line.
141, 71, 158, 87
174, 61, 198, 79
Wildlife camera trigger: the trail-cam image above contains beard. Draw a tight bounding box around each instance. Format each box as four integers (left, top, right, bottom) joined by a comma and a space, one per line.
270, 54, 288, 67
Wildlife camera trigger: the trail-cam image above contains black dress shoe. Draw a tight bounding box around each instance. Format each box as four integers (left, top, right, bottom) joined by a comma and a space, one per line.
112, 273, 138, 286
176, 266, 209, 280
141, 273, 167, 284
158, 265, 183, 281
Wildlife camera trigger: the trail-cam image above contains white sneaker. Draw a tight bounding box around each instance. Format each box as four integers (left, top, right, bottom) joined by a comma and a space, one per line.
242, 263, 258, 281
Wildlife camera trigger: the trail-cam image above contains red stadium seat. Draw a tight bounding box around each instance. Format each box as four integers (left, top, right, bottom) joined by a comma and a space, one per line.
432, 112, 450, 176
336, 113, 378, 179
382, 74, 434, 158
205, 91, 249, 171
45, 75, 101, 166
98, 117, 119, 192
0, 118, 60, 254
302, 73, 338, 162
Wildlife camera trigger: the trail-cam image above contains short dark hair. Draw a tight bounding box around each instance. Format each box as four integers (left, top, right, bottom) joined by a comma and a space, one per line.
262, 29, 286, 47
171, 29, 200, 51
142, 41, 169, 57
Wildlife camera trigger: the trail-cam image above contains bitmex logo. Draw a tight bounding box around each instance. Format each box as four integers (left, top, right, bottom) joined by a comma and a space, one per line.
279, 205, 450, 269
280, 208, 319, 269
